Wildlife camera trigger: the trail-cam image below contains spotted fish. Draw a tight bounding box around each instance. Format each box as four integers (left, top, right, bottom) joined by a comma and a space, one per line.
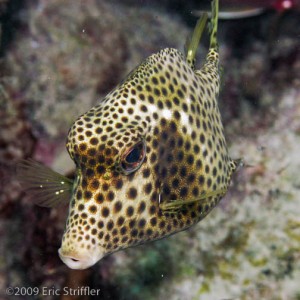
17, 0, 240, 270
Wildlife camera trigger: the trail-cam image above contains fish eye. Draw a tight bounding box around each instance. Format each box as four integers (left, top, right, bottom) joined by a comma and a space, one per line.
120, 140, 146, 174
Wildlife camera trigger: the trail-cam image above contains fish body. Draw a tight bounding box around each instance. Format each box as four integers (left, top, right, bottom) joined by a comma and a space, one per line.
18, 0, 239, 269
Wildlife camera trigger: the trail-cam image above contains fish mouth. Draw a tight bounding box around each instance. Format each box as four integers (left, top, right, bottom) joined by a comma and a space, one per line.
58, 247, 102, 270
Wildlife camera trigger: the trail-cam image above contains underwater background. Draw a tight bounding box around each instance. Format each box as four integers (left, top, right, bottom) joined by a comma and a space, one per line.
0, 0, 300, 299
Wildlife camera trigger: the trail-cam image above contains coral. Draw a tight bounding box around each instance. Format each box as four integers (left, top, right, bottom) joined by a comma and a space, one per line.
110, 241, 181, 300
0, 81, 34, 211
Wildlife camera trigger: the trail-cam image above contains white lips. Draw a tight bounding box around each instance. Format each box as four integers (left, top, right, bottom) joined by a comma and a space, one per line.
58, 247, 101, 270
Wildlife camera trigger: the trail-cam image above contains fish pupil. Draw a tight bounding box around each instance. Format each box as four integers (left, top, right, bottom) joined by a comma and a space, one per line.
126, 147, 141, 163
120, 141, 146, 174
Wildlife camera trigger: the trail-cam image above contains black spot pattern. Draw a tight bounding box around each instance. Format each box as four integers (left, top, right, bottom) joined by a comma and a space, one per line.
61, 1, 237, 267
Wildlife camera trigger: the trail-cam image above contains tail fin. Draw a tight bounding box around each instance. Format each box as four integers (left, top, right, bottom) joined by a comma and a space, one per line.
209, 0, 219, 50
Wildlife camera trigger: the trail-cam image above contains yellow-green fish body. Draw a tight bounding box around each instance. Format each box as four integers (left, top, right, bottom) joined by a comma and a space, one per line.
18, 0, 239, 269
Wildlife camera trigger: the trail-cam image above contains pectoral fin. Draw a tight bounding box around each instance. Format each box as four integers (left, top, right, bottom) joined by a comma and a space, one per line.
16, 159, 74, 207
160, 188, 227, 213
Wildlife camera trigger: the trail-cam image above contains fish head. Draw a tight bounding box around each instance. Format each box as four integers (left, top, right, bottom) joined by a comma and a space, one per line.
59, 111, 153, 269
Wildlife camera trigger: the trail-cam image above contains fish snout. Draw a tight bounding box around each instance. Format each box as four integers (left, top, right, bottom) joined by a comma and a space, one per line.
58, 247, 103, 270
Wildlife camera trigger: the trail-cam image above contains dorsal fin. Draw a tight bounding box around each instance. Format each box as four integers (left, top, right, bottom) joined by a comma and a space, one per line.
209, 0, 219, 50
186, 13, 208, 68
